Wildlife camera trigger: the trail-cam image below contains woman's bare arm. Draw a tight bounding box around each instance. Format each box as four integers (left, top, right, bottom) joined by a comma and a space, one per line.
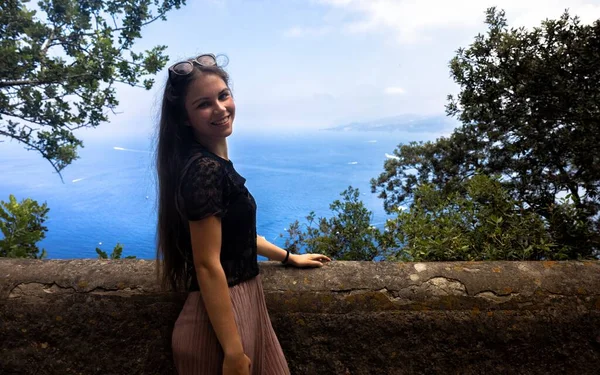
256, 235, 331, 267
256, 235, 289, 262
189, 216, 244, 357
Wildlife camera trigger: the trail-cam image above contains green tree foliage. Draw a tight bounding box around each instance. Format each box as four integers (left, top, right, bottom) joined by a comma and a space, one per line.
281, 187, 384, 260
371, 8, 600, 258
382, 175, 557, 262
0, 194, 49, 258
0, 0, 185, 177
96, 242, 135, 259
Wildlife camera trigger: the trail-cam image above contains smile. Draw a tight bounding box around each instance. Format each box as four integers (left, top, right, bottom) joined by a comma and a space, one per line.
211, 116, 230, 126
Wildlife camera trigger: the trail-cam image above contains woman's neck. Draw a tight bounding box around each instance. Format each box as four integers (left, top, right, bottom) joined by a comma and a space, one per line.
196, 138, 229, 161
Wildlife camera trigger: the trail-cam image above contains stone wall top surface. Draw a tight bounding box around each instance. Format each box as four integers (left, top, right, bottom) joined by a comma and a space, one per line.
2, 259, 599, 303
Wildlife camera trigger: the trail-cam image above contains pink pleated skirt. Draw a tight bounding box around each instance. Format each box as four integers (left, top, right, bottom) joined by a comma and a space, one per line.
171, 275, 290, 375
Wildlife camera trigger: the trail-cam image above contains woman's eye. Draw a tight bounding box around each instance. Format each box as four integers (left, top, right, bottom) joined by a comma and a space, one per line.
197, 102, 209, 108
219, 92, 230, 100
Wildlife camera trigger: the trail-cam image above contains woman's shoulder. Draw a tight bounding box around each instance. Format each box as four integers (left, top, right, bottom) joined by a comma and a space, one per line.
178, 150, 228, 221
187, 145, 232, 167
184, 145, 228, 170
187, 152, 222, 170
182, 145, 244, 189
180, 151, 226, 189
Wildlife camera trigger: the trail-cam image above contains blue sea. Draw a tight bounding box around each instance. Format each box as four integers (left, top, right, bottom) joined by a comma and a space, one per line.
0, 130, 423, 259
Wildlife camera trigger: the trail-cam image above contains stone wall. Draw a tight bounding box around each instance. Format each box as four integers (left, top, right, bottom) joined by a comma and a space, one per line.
1, 259, 599, 374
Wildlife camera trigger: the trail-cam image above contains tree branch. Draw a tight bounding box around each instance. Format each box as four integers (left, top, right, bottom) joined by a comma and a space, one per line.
0, 111, 54, 128
82, 11, 167, 36
0, 73, 96, 88
2, 110, 97, 133
113, 79, 146, 88
48, 39, 89, 53
0, 79, 52, 88
114, 55, 146, 68
64, 123, 90, 131
0, 129, 65, 183
10, 92, 70, 108
40, 28, 56, 56
557, 163, 581, 205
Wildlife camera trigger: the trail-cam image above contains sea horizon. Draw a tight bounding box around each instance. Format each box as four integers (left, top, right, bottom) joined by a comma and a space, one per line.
1, 128, 443, 260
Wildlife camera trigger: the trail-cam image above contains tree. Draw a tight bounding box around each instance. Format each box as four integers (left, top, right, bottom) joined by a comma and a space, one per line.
371, 8, 600, 258
281, 187, 385, 261
0, 194, 49, 258
96, 242, 136, 259
0, 0, 186, 177
383, 175, 556, 262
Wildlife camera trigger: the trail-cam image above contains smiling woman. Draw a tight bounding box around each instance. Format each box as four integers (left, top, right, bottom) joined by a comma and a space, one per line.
184, 74, 236, 145
154, 54, 330, 375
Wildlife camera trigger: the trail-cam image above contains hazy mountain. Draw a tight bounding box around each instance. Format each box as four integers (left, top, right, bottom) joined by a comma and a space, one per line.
323, 114, 456, 133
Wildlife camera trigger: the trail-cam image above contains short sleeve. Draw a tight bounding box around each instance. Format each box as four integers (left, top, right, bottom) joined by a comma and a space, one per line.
180, 156, 226, 221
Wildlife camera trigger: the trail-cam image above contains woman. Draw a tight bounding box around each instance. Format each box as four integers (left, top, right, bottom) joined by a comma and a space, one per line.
155, 54, 331, 375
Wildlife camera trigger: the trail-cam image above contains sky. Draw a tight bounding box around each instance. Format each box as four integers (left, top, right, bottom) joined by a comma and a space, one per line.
74, 0, 600, 140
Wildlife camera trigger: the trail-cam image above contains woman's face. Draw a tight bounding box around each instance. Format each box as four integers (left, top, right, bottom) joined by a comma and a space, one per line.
184, 73, 235, 142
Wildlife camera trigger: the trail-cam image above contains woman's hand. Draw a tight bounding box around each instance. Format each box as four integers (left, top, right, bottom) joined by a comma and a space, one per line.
288, 253, 331, 268
223, 352, 251, 375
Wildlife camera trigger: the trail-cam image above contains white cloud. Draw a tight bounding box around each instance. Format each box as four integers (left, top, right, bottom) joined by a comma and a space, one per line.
312, 0, 600, 44
384, 86, 405, 95
283, 25, 333, 37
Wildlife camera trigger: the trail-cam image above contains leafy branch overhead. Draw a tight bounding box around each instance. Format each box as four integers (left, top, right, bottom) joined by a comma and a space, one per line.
0, 0, 186, 176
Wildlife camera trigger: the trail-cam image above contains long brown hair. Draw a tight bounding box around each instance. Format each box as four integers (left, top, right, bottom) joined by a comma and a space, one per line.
155, 59, 230, 291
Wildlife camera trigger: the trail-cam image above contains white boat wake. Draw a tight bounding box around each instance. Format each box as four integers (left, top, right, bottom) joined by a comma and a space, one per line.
385, 153, 400, 160
113, 146, 150, 153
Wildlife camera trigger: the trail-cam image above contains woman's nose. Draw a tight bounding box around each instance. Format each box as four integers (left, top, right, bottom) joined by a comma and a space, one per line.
215, 100, 227, 113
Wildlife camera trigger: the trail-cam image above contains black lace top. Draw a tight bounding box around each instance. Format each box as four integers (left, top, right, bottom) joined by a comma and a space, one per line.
178, 145, 259, 290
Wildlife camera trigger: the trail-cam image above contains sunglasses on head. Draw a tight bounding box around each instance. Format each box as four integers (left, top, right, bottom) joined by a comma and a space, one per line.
168, 54, 227, 81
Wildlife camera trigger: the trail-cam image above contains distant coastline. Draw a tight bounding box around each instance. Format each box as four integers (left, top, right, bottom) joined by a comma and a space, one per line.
322, 114, 456, 133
